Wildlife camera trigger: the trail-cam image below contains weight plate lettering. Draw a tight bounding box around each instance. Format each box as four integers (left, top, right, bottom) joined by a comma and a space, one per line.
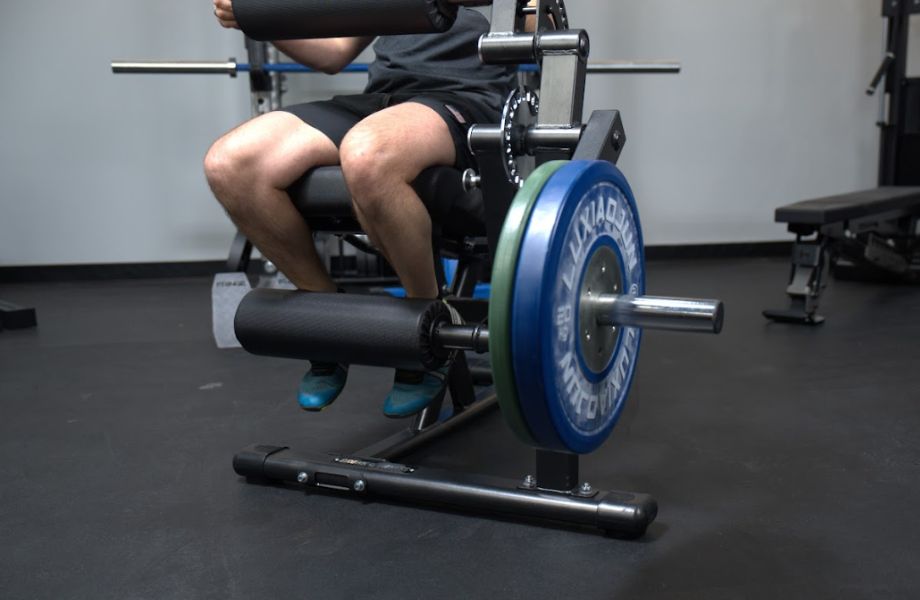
510, 161, 646, 454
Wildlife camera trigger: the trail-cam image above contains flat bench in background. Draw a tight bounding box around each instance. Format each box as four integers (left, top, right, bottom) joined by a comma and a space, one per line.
764, 186, 920, 324
776, 187, 920, 227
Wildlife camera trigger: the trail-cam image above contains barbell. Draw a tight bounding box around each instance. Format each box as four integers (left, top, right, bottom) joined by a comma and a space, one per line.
236, 160, 722, 454
110, 59, 681, 76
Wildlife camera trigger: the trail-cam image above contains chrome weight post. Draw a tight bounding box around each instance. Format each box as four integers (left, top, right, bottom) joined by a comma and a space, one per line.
433, 294, 723, 353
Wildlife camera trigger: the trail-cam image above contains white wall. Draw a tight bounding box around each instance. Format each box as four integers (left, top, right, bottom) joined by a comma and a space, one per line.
1, 2, 252, 266
0, 0, 892, 265
579, 0, 883, 245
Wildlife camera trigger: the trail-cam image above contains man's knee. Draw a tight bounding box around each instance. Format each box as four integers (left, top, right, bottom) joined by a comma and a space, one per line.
203, 133, 257, 201
208, 114, 340, 206
339, 127, 401, 204
205, 133, 283, 223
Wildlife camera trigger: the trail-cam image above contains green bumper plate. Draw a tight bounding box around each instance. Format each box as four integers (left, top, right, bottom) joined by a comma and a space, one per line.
489, 161, 567, 447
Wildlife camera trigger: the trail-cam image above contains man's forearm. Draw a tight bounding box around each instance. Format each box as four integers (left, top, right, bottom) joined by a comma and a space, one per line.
273, 38, 372, 74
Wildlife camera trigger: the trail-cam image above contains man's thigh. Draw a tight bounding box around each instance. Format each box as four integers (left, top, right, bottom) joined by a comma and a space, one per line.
402, 94, 483, 172
342, 102, 457, 178
216, 111, 340, 190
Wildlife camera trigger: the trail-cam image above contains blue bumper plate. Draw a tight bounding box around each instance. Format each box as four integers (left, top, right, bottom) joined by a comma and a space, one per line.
510, 160, 646, 454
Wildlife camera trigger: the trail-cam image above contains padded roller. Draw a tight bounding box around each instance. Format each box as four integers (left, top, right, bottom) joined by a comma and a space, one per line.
234, 290, 451, 371
289, 166, 485, 238
234, 0, 458, 41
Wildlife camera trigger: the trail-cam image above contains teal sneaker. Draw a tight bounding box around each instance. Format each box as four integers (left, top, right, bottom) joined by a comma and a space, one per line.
297, 362, 348, 411
382, 367, 449, 418
382, 299, 462, 418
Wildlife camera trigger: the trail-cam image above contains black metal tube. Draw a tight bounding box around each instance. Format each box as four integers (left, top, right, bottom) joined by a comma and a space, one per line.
525, 126, 584, 150
434, 323, 490, 353
468, 124, 503, 149
536, 30, 590, 57
355, 392, 498, 460
233, 445, 656, 536
467, 124, 503, 153
467, 124, 583, 155
479, 31, 589, 65
479, 33, 536, 64
867, 51, 895, 96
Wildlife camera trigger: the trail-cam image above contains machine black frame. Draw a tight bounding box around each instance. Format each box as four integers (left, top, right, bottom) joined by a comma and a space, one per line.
231, 0, 659, 536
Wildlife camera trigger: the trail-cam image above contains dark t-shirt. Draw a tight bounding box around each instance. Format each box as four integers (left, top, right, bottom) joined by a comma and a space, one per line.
364, 8, 517, 121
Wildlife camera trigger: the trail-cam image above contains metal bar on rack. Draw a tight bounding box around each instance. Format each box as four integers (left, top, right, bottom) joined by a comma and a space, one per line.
112, 60, 681, 76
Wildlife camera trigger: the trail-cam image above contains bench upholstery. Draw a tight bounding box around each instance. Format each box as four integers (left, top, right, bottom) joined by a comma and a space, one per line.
288, 166, 486, 242
775, 187, 920, 226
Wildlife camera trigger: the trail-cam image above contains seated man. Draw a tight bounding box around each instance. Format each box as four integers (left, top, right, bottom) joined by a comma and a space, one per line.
206, 0, 517, 416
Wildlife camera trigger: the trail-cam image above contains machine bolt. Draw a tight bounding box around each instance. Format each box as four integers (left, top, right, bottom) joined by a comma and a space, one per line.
522, 475, 537, 489
353, 479, 367, 493
462, 168, 482, 192
579, 482, 593, 494
296, 471, 309, 484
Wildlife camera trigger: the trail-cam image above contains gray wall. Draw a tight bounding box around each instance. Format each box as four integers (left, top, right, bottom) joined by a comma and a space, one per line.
583, 0, 884, 245
1, 1, 251, 266
0, 0, 894, 265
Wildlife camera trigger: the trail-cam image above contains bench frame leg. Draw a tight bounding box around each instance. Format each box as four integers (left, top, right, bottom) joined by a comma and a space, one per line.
764, 234, 827, 325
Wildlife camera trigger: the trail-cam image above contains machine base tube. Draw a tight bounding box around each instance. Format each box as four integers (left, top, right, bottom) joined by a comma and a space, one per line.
233, 445, 657, 536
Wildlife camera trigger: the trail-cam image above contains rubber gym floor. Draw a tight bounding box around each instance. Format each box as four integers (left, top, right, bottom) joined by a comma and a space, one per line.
1, 255, 918, 599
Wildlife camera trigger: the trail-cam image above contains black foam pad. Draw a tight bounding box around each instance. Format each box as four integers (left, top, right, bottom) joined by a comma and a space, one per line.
288, 166, 485, 239
235, 290, 451, 371
234, 0, 458, 41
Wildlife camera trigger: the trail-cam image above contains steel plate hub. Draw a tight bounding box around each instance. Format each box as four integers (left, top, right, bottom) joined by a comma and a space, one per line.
578, 245, 621, 374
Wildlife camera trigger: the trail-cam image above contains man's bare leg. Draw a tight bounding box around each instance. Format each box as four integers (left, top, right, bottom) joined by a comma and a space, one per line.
206, 111, 350, 411
339, 103, 457, 300
204, 111, 340, 292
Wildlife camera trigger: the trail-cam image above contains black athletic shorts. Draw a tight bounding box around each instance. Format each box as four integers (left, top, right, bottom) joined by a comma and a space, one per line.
280, 93, 488, 172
